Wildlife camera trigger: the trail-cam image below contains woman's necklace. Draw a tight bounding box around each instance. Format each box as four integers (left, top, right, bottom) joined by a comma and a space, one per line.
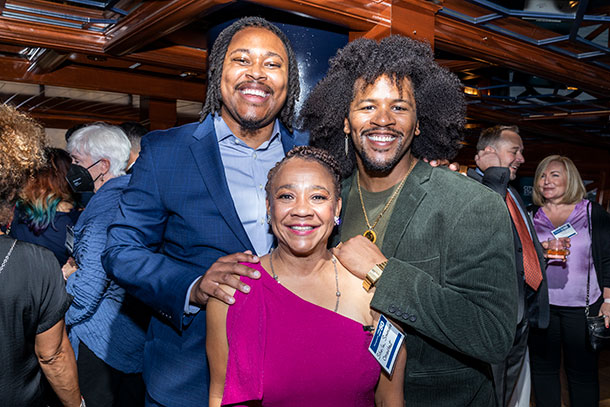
269, 249, 341, 312
357, 158, 418, 243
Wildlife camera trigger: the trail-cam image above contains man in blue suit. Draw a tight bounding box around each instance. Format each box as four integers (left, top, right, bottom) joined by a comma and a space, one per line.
102, 17, 301, 406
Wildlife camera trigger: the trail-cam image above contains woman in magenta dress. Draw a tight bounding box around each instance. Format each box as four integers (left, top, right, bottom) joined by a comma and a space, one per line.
207, 146, 406, 407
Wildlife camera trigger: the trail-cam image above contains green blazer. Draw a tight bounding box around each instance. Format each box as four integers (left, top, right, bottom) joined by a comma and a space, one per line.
338, 161, 518, 406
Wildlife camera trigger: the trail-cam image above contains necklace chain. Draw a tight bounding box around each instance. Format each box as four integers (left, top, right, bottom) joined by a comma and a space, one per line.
269, 249, 341, 312
357, 158, 418, 243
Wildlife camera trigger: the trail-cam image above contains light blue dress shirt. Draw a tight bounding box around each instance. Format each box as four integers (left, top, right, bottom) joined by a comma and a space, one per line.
184, 115, 286, 313
214, 114, 285, 256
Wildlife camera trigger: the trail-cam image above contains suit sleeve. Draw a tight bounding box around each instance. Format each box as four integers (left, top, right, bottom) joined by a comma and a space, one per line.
370, 192, 518, 364
480, 167, 511, 198
102, 136, 202, 331
66, 211, 111, 325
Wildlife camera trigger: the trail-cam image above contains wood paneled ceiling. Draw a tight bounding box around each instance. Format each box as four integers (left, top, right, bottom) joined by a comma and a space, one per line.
0, 0, 609, 149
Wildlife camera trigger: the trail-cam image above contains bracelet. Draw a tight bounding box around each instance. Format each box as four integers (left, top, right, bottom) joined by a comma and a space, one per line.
604, 298, 610, 304
363, 261, 388, 292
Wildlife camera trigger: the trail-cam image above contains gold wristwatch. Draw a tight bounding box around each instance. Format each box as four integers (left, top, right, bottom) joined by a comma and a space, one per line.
363, 261, 388, 291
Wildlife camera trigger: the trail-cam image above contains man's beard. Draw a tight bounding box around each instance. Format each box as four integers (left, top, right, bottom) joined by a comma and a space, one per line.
355, 129, 408, 174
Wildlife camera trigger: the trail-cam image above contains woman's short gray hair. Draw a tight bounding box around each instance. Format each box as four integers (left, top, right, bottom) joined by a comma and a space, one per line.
67, 123, 131, 177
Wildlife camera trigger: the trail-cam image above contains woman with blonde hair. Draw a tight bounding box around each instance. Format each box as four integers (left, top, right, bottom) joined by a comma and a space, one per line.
529, 155, 610, 407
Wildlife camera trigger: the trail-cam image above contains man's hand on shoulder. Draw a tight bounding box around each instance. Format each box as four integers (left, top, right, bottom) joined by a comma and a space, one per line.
190, 251, 261, 307
474, 147, 501, 172
424, 158, 460, 172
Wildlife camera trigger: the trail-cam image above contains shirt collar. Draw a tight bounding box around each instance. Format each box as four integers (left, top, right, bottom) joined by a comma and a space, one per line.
213, 114, 281, 149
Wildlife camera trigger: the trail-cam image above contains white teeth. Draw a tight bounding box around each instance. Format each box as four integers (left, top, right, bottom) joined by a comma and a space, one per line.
367, 135, 395, 142
290, 226, 313, 231
241, 88, 267, 97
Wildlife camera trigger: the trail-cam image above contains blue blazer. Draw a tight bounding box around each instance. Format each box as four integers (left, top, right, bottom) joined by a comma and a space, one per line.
102, 115, 296, 406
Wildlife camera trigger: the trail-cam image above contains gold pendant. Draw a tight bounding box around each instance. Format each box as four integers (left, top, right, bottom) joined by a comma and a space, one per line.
363, 229, 377, 243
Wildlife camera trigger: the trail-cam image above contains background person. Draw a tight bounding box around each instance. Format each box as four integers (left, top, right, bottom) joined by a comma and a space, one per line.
0, 104, 82, 407
207, 146, 405, 407
65, 123, 148, 407
468, 125, 549, 407
119, 121, 148, 173
102, 17, 301, 406
528, 155, 610, 407
10, 147, 79, 266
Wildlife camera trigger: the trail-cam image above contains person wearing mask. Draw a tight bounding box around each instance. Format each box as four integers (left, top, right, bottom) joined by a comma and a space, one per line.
529, 155, 610, 407
0, 104, 82, 407
64, 123, 149, 407
10, 147, 79, 266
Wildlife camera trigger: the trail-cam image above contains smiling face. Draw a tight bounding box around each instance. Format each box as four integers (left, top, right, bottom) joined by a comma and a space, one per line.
220, 26, 289, 133
493, 130, 525, 180
267, 158, 341, 257
538, 160, 568, 203
344, 75, 420, 174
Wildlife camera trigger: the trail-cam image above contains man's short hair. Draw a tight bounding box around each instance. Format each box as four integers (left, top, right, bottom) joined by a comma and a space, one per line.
300, 35, 466, 177
476, 125, 520, 152
201, 16, 300, 132
119, 121, 148, 153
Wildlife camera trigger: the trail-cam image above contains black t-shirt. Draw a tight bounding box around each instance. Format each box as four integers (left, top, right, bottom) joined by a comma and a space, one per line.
0, 235, 71, 407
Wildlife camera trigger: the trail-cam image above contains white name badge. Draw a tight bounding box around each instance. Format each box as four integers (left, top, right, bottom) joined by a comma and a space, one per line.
65, 225, 74, 254
551, 222, 577, 239
368, 314, 405, 375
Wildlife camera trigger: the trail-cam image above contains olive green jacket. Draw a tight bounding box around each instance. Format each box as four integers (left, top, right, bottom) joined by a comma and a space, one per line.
338, 161, 518, 406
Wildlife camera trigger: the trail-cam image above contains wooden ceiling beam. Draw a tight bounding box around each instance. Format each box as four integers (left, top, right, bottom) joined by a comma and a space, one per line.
435, 15, 610, 97
0, 57, 205, 101
0, 15, 105, 53
103, 0, 231, 56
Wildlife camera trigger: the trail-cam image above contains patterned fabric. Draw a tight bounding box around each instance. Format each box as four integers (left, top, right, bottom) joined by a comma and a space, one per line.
506, 193, 543, 290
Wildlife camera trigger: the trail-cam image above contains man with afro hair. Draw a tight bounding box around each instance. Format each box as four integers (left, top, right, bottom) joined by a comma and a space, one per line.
303, 35, 518, 406
103, 17, 301, 406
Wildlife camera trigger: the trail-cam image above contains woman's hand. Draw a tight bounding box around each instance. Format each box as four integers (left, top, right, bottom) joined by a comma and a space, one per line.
62, 257, 78, 280
599, 300, 610, 329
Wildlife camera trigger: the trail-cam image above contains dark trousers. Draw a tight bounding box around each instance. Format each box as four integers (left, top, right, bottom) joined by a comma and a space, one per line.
529, 300, 601, 407
78, 342, 145, 407
491, 318, 529, 407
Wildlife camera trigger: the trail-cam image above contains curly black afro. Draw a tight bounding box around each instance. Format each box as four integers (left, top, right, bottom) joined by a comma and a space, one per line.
299, 35, 466, 177
201, 16, 300, 132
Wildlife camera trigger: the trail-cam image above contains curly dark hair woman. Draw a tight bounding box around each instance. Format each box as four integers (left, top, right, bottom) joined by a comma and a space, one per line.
299, 35, 466, 177
201, 16, 300, 132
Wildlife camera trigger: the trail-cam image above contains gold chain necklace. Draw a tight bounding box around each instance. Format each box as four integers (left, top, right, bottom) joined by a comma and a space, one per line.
357, 158, 418, 243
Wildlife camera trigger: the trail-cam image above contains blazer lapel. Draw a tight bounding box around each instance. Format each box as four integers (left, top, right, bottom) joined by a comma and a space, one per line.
382, 161, 429, 257
279, 123, 296, 153
189, 117, 254, 252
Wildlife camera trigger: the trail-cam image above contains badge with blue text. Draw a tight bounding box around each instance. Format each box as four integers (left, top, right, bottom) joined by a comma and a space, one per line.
369, 314, 405, 375
551, 222, 577, 239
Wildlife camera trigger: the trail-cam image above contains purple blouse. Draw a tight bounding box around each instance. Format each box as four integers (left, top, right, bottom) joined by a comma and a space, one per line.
223, 262, 380, 407
533, 199, 601, 307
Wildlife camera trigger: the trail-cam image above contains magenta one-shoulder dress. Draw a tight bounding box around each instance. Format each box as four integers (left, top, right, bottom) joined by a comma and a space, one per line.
222, 262, 380, 407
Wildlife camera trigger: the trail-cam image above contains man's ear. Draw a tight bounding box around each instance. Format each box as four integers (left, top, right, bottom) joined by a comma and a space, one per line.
343, 118, 351, 136
484, 145, 496, 153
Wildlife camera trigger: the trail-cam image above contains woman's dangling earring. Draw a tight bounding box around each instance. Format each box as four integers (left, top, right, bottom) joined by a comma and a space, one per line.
344, 134, 349, 158
334, 216, 341, 226
266, 213, 271, 224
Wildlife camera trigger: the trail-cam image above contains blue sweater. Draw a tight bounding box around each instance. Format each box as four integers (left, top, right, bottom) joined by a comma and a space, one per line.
66, 175, 149, 373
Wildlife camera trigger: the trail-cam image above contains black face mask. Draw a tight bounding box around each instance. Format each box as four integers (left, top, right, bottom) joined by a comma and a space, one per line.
65, 160, 101, 193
